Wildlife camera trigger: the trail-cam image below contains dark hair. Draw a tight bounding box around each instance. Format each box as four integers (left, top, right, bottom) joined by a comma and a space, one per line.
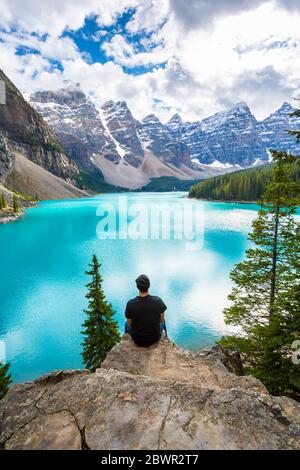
135, 274, 150, 293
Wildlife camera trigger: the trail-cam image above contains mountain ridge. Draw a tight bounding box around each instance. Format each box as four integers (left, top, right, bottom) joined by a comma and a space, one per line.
29, 83, 300, 190
30, 85, 228, 189
1, 68, 299, 195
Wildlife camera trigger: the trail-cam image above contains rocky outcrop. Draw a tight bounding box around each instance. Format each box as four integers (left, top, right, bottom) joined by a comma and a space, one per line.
167, 102, 300, 168
0, 132, 13, 182
138, 114, 191, 168
258, 101, 300, 155
30, 85, 121, 169
100, 100, 144, 166
1, 335, 299, 450
0, 70, 81, 186
167, 103, 269, 167
0, 70, 90, 200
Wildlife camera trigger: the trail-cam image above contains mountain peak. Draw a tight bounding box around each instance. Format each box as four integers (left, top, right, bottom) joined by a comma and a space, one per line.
277, 101, 294, 114
102, 100, 129, 110
167, 113, 183, 125
229, 101, 250, 113
142, 114, 161, 124
30, 83, 87, 106
61, 81, 82, 92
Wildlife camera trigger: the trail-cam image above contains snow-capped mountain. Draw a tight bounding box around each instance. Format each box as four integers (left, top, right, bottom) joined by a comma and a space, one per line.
166, 102, 269, 167
100, 100, 144, 168
30, 85, 120, 170
29, 86, 300, 189
138, 114, 191, 168
29, 87, 223, 189
167, 113, 184, 141
258, 102, 300, 155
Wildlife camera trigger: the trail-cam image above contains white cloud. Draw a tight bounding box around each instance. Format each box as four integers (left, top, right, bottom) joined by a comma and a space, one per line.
0, 30, 81, 61
102, 34, 168, 67
0, 0, 300, 123
0, 0, 139, 35
126, 0, 169, 33
102, 34, 134, 62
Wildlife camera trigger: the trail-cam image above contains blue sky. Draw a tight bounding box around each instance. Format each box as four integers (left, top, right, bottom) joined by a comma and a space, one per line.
63, 11, 167, 75
0, 0, 300, 122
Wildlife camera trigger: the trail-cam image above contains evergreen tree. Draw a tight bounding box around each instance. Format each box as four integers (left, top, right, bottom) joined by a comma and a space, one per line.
189, 163, 300, 202
82, 255, 120, 370
220, 151, 300, 398
0, 192, 7, 209
12, 195, 20, 213
0, 362, 12, 400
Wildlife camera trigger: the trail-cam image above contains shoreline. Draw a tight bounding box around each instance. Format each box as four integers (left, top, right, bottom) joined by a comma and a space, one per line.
0, 210, 24, 224
0, 202, 37, 225
187, 195, 258, 204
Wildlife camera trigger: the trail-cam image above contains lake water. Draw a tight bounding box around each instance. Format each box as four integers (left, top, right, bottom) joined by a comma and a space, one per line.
0, 192, 260, 383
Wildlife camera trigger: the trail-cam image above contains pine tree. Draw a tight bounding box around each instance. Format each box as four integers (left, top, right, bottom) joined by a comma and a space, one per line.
81, 255, 120, 370
188, 163, 300, 202
12, 195, 20, 213
220, 151, 300, 398
0, 362, 12, 400
1, 192, 7, 209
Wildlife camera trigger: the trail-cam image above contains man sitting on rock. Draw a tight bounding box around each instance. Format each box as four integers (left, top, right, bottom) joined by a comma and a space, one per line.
125, 275, 167, 347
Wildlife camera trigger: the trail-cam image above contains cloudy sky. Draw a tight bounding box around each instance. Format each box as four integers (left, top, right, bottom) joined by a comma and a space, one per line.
1, 0, 300, 122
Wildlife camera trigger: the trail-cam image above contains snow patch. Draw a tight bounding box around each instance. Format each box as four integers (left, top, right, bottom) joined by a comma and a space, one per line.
252, 158, 265, 167
203, 159, 236, 169
267, 150, 273, 162
98, 109, 126, 158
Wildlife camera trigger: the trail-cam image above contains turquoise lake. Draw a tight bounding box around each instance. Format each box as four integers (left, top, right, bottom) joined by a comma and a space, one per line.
0, 192, 262, 383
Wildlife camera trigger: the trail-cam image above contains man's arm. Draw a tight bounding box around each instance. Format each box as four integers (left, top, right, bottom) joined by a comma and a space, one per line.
159, 298, 167, 323
125, 301, 133, 325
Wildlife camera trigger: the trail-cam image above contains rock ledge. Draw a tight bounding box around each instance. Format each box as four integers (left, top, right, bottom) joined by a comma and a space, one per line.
1, 335, 299, 450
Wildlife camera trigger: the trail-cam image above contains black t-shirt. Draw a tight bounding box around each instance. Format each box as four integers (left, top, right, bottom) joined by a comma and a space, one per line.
125, 295, 167, 346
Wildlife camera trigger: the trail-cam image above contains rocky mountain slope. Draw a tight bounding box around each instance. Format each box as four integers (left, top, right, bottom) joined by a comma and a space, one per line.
29, 87, 234, 190
138, 113, 191, 168
167, 101, 300, 168
30, 86, 121, 170
258, 101, 300, 155
29, 85, 300, 190
1, 335, 299, 450
2, 65, 299, 194
0, 70, 87, 200
5, 153, 88, 201
100, 99, 144, 167
167, 102, 269, 167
